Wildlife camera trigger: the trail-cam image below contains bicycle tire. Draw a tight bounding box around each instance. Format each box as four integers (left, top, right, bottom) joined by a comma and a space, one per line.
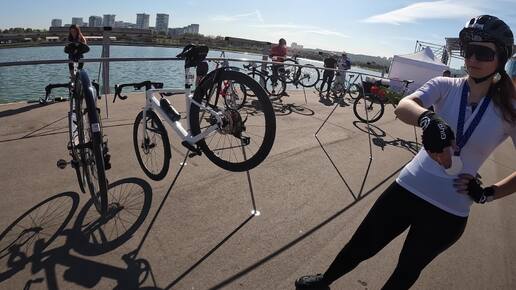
77, 70, 108, 216
246, 71, 266, 97
133, 110, 171, 181
265, 75, 286, 96
223, 81, 248, 110
352, 95, 385, 123
298, 64, 320, 88
346, 83, 361, 100
68, 94, 86, 194
189, 69, 276, 172
282, 59, 298, 84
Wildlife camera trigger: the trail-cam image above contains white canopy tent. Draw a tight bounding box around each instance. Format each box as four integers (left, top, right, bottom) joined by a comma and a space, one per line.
388, 47, 449, 92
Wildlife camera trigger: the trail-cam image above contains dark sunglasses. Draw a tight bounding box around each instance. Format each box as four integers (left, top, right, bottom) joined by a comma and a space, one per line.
461, 44, 497, 62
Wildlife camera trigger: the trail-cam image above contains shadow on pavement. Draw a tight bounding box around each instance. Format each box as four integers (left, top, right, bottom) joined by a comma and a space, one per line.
0, 177, 157, 290
0, 102, 48, 119
206, 166, 404, 290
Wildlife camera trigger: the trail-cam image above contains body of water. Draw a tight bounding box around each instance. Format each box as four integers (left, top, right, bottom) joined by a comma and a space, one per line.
0, 45, 380, 103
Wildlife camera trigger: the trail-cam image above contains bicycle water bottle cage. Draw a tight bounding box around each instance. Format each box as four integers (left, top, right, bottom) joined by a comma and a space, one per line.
176, 44, 209, 68
160, 98, 181, 122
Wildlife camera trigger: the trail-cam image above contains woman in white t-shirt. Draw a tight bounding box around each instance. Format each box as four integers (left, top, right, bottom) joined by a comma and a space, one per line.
296, 15, 516, 290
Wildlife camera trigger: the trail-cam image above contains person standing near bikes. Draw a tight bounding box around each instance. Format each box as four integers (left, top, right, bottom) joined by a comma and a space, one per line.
334, 52, 351, 89
319, 53, 337, 98
296, 15, 516, 290
269, 38, 289, 96
66, 24, 87, 77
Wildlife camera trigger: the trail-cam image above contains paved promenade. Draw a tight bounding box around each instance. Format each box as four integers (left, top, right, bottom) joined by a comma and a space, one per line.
0, 89, 515, 290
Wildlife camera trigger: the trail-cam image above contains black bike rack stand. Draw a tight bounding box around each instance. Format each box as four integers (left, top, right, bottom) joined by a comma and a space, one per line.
314, 72, 419, 201
129, 146, 261, 260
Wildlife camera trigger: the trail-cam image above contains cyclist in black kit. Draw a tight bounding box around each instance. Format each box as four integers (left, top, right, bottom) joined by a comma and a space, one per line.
66, 24, 87, 77
296, 15, 516, 290
319, 53, 337, 98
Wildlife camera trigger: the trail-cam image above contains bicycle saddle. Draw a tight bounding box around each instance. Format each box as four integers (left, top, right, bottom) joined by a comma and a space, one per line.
176, 44, 209, 68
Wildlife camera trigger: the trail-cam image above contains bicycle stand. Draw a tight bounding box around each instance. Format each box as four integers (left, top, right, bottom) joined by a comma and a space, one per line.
129, 148, 261, 260
314, 93, 419, 201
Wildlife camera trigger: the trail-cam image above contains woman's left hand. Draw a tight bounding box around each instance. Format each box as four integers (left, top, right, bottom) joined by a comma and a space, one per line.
454, 174, 495, 203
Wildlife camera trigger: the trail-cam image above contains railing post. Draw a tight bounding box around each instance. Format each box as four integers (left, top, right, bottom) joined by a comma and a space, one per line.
102, 28, 111, 95
260, 48, 268, 88
102, 27, 111, 118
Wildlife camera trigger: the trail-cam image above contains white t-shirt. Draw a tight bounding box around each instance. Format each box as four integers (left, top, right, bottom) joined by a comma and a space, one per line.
396, 77, 516, 217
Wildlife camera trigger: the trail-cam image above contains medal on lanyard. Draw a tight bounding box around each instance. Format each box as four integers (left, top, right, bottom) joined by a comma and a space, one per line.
445, 82, 491, 175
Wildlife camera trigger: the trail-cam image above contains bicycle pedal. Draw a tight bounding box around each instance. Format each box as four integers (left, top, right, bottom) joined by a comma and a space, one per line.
104, 154, 112, 170
56, 159, 69, 169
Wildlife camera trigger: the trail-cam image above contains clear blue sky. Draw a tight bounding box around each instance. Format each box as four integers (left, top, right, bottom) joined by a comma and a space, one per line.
1, 0, 515, 59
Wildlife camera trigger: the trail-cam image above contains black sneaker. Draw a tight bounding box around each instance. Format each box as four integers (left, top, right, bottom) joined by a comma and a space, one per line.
295, 274, 330, 289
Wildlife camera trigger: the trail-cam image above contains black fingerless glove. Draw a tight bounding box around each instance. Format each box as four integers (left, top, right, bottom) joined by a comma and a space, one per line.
466, 178, 495, 203
418, 111, 455, 153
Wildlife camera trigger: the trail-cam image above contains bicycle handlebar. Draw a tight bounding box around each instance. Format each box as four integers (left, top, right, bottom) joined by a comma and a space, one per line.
113, 81, 164, 103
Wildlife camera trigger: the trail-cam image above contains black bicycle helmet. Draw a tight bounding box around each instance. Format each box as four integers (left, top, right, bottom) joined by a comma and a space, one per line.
459, 15, 514, 63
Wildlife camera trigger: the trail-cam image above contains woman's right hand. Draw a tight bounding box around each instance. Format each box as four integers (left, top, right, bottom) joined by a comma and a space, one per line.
418, 111, 457, 168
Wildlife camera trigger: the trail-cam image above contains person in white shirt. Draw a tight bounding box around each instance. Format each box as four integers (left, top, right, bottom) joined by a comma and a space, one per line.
296, 15, 516, 290
333, 52, 351, 90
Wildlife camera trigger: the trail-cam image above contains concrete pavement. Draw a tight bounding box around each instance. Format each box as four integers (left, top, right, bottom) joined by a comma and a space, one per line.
0, 89, 515, 290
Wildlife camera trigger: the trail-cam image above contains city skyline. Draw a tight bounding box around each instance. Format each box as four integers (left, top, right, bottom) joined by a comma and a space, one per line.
1, 0, 515, 58
50, 12, 170, 28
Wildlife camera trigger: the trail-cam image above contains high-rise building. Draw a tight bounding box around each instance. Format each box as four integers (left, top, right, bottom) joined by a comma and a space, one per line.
155, 13, 169, 33
103, 14, 116, 27
51, 19, 62, 27
89, 16, 102, 27
71, 17, 84, 26
189, 24, 199, 34
136, 13, 150, 29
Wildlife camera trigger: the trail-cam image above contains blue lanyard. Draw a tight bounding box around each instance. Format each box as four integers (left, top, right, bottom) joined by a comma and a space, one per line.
456, 81, 491, 155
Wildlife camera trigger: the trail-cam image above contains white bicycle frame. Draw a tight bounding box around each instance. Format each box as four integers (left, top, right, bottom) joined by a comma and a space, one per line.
140, 67, 225, 145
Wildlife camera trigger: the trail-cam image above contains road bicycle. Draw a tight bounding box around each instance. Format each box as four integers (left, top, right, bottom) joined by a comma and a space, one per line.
281, 55, 320, 88
242, 62, 286, 97
114, 45, 276, 180
352, 76, 413, 123
315, 72, 361, 101
56, 42, 111, 215
330, 73, 361, 100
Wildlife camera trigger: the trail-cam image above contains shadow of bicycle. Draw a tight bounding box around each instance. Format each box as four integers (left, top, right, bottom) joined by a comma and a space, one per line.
0, 177, 157, 290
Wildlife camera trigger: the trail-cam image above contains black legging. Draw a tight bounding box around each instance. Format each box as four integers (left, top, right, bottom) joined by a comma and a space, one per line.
323, 182, 468, 290
320, 70, 334, 94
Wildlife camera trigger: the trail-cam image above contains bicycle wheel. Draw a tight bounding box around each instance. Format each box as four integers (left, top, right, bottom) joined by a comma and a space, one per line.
265, 75, 286, 96
298, 64, 320, 88
353, 95, 385, 123
133, 110, 171, 181
68, 94, 86, 194
189, 69, 276, 172
246, 71, 266, 97
282, 59, 298, 84
223, 81, 247, 110
76, 70, 108, 215
346, 83, 362, 100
